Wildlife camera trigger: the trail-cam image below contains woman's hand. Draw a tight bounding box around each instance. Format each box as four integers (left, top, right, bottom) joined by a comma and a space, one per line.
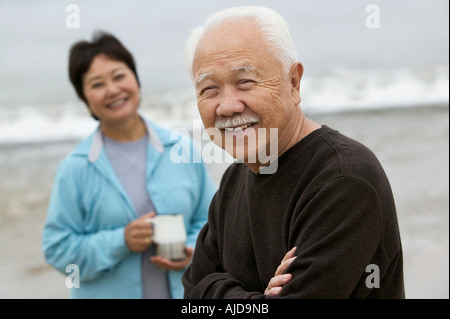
124, 212, 155, 252
150, 247, 194, 271
264, 247, 297, 296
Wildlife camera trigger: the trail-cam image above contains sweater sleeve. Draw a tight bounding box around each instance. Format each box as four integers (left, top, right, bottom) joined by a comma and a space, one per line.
182, 222, 263, 298
273, 176, 385, 298
182, 173, 265, 299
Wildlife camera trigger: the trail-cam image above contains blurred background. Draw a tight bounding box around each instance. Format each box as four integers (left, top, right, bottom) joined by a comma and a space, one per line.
0, 0, 448, 298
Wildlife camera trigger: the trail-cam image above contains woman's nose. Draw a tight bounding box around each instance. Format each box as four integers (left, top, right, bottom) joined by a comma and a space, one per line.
106, 81, 121, 97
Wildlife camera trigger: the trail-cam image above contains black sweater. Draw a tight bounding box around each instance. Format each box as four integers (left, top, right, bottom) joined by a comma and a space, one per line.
183, 125, 405, 298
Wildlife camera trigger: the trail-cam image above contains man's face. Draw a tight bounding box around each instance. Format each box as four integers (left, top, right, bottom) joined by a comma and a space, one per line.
192, 21, 302, 166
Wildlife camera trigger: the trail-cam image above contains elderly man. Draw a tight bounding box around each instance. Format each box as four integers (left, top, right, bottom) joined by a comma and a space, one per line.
182, 6, 405, 298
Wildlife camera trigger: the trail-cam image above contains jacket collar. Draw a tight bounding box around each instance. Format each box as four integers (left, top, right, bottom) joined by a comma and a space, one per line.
72, 117, 176, 217
87, 117, 166, 163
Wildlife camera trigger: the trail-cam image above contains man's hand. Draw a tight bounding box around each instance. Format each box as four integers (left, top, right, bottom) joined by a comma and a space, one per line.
124, 212, 155, 252
264, 247, 297, 296
151, 247, 193, 271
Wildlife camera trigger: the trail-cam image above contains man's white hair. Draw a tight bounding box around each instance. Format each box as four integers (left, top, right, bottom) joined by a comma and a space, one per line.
184, 6, 298, 81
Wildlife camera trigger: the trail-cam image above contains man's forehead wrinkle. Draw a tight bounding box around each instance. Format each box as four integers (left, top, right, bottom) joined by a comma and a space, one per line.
195, 51, 260, 74
197, 48, 252, 64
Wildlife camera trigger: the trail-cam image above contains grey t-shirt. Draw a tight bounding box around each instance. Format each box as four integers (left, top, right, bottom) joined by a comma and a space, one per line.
103, 133, 171, 299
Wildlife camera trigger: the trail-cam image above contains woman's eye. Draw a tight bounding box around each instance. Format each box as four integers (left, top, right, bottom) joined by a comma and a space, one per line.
92, 82, 103, 88
114, 74, 125, 81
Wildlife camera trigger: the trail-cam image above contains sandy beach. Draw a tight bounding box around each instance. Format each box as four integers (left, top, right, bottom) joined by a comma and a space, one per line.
0, 104, 448, 299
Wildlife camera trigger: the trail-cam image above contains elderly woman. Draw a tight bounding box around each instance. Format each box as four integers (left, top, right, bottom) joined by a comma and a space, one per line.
42, 32, 216, 299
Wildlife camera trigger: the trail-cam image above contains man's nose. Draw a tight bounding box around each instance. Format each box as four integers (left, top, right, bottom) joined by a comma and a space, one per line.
216, 89, 245, 117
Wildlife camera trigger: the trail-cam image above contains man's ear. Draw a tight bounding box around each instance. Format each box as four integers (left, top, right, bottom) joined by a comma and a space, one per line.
289, 62, 304, 105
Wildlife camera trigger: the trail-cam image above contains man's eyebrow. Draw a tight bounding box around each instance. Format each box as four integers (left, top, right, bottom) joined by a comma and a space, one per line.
194, 65, 257, 87
194, 72, 211, 86
231, 65, 257, 73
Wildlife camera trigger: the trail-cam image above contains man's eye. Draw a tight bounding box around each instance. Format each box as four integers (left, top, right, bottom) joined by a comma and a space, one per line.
200, 86, 218, 96
238, 79, 255, 88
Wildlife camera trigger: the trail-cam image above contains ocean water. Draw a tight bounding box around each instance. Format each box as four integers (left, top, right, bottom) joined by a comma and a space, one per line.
0, 0, 448, 143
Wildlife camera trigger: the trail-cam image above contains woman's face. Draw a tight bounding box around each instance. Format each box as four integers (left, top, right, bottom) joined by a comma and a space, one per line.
82, 54, 140, 125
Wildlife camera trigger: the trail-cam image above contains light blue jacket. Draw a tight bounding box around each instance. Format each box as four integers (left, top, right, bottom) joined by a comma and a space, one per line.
42, 118, 216, 299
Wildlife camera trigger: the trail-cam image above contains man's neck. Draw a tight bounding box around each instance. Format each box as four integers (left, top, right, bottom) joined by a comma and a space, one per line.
246, 113, 321, 174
